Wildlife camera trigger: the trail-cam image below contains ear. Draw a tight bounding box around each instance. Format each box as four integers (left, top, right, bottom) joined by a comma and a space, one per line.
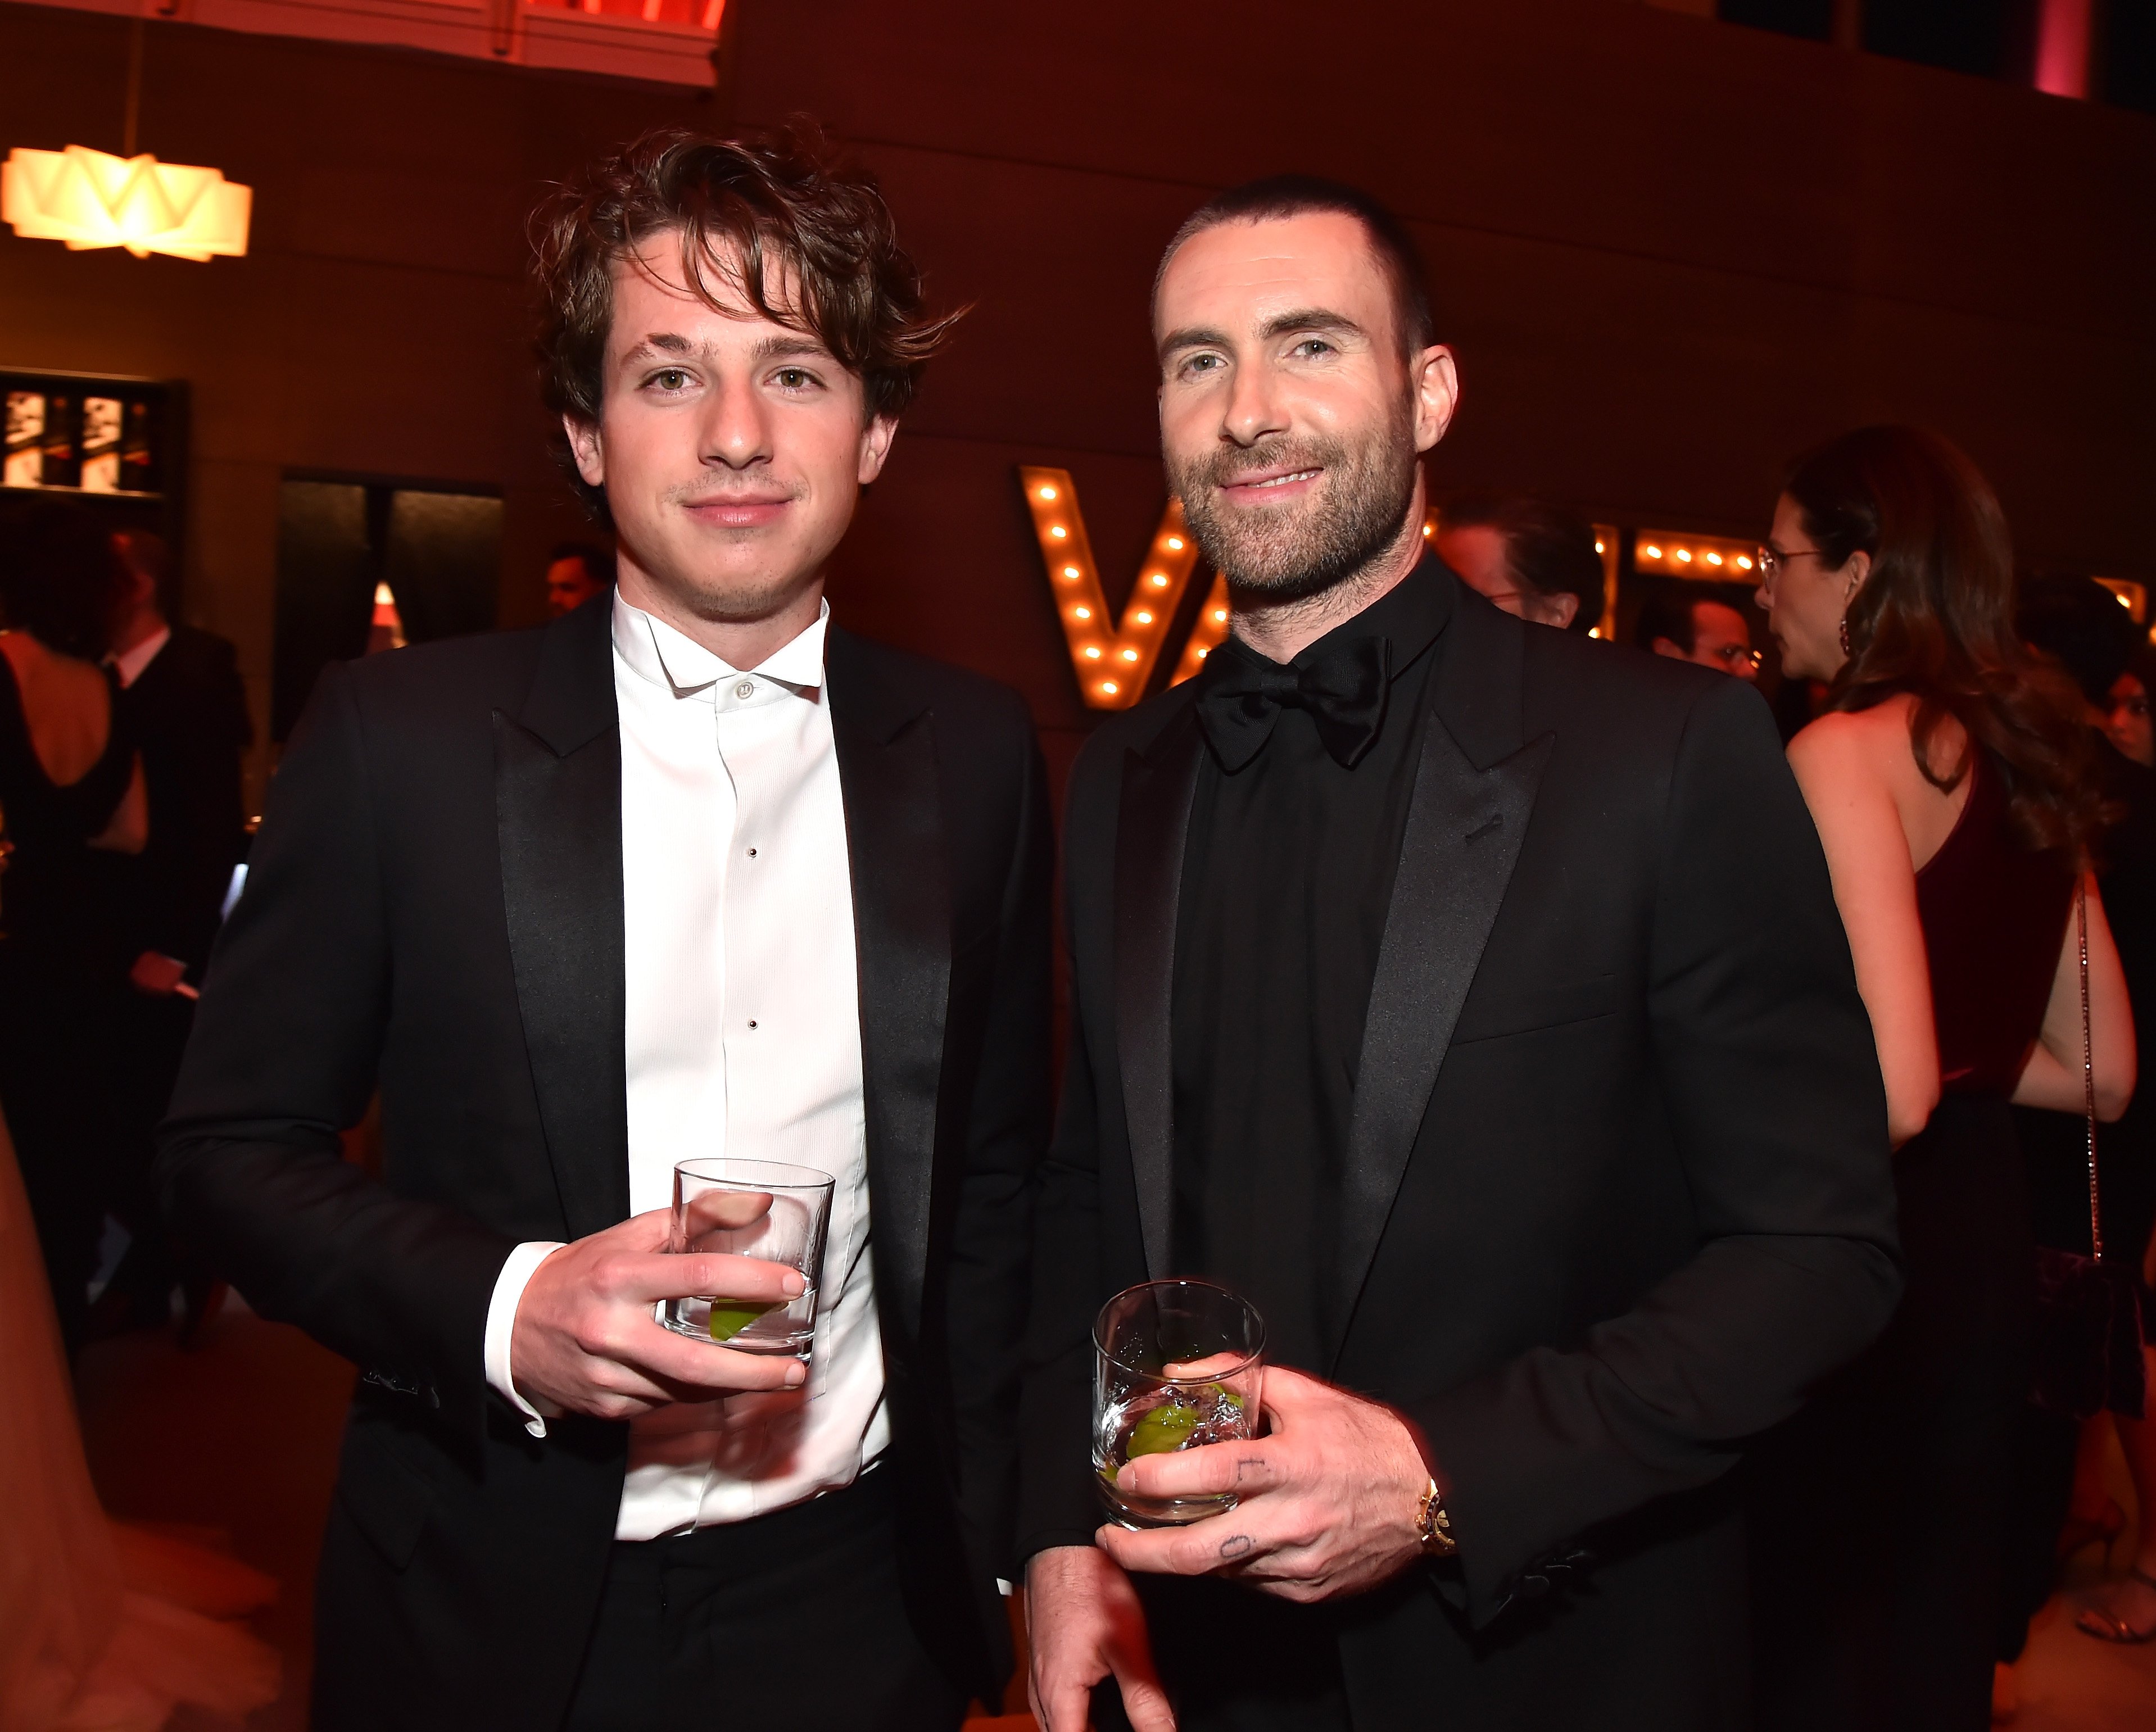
857, 413, 898, 486
1543, 591, 1581, 630
1651, 637, 1686, 661
564, 414, 605, 489
1843, 548, 1872, 599
1410, 344, 1460, 453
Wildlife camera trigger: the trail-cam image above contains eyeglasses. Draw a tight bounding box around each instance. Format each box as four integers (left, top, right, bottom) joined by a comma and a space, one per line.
1707, 642, 1763, 670
1753, 544, 1834, 589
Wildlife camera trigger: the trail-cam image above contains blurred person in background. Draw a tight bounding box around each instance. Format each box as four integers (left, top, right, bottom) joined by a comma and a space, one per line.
1433, 491, 1604, 633
0, 501, 147, 1357
1632, 587, 1759, 681
2105, 645, 2155, 770
2005, 579, 2156, 1663
546, 538, 615, 615
1747, 429, 2134, 1731
85, 529, 251, 1341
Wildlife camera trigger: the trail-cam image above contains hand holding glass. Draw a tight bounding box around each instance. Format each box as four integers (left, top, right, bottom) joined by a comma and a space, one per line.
660, 1158, 833, 1359
1094, 1278, 1266, 1528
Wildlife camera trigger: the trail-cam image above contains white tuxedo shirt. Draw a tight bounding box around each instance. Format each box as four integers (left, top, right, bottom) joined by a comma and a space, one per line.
482, 592, 887, 1541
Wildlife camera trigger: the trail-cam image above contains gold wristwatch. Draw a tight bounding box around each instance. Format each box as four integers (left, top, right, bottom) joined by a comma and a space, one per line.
1415, 1476, 1457, 1557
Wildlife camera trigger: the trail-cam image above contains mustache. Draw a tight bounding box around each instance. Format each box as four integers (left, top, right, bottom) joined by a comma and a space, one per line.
667, 479, 804, 505
1185, 434, 1344, 495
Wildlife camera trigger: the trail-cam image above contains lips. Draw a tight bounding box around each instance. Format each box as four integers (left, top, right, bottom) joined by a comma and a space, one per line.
1217, 466, 1323, 502
682, 493, 792, 529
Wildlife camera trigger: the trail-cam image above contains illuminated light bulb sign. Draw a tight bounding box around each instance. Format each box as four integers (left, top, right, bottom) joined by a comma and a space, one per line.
1020, 465, 1228, 710
2, 144, 250, 261
1633, 530, 1759, 580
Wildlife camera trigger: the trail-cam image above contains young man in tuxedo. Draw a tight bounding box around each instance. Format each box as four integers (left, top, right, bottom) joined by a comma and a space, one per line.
159, 128, 1050, 1730
1019, 178, 1901, 1731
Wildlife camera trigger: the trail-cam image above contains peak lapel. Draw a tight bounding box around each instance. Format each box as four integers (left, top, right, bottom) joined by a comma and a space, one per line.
826, 629, 949, 1346
1329, 594, 1552, 1367
496, 599, 630, 1241
1114, 704, 1204, 1280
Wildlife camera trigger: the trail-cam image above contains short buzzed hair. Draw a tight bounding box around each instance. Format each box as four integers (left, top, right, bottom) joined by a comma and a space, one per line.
1156, 174, 1435, 356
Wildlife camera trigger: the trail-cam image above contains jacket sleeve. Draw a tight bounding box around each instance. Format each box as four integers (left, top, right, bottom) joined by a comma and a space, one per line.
157, 661, 513, 1459
941, 697, 1056, 1580
1409, 675, 1902, 1626
1016, 737, 1117, 1565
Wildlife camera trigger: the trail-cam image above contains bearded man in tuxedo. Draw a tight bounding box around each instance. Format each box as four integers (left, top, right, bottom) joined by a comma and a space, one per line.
159, 128, 1049, 1729
1018, 176, 1901, 1731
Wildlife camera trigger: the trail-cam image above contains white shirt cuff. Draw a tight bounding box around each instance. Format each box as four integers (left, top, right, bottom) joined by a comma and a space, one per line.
484, 1240, 566, 1438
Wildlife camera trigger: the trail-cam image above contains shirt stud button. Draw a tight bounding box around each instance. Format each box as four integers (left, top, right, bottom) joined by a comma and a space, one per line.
735, 680, 755, 700
746, 1019, 758, 1030
746, 846, 758, 858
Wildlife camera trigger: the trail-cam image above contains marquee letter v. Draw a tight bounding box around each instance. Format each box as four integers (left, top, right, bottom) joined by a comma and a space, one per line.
1020, 465, 1230, 711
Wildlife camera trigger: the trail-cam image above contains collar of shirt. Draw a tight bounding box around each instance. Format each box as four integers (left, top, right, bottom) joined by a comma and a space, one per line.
611, 590, 828, 710
110, 624, 173, 689
1202, 552, 1454, 694
1292, 552, 1452, 681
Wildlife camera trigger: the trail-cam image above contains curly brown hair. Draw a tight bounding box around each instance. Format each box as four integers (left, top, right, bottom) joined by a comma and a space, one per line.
530, 122, 963, 520
1792, 425, 2107, 856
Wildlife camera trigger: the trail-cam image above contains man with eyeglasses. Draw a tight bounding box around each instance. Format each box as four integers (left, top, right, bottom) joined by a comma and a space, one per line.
1633, 590, 1760, 682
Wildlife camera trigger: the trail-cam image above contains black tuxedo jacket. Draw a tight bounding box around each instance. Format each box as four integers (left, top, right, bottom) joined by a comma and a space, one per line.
159, 597, 1051, 1728
1021, 574, 1901, 1728
119, 624, 252, 978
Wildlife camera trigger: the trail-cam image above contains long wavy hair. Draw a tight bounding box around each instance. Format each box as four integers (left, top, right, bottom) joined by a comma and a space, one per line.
1791, 425, 2104, 855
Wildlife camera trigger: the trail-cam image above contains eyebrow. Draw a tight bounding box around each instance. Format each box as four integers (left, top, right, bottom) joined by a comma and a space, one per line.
1157, 306, 1369, 361
618, 331, 837, 368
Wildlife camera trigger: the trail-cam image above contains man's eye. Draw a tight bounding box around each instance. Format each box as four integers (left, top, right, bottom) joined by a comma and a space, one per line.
1290, 338, 1334, 359
1184, 353, 1223, 376
649, 369, 691, 391
774, 368, 817, 389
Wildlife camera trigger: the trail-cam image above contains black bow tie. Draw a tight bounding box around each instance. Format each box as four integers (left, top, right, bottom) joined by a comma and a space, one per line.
1194, 634, 1392, 772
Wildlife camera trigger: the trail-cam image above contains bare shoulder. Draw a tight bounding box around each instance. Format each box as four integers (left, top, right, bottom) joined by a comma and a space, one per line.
1788, 695, 1928, 777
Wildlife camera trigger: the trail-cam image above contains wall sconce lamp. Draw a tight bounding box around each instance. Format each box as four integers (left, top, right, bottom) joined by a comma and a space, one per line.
3, 144, 250, 260
3, 22, 251, 262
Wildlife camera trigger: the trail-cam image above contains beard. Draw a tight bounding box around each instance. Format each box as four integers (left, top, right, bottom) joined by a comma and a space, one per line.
1169, 406, 1420, 604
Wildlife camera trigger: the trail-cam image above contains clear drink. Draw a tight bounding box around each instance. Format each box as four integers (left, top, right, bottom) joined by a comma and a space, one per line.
1091, 1279, 1266, 1529
1095, 1377, 1259, 1527
664, 1284, 820, 1355
660, 1158, 834, 1363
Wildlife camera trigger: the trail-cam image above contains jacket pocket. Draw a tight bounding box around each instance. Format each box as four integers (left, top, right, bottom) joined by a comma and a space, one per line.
1451, 973, 1623, 1045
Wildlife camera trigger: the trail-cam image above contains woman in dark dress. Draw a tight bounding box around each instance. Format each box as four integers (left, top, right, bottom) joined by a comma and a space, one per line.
0, 502, 146, 1357
1744, 428, 2134, 1731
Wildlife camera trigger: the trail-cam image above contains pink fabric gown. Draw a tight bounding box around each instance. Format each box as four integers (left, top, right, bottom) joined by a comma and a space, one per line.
0, 1104, 280, 1730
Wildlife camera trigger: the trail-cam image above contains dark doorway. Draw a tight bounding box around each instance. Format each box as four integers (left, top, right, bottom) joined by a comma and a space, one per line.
272, 476, 501, 741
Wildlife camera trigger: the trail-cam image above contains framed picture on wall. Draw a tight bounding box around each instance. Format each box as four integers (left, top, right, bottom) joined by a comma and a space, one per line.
0, 368, 190, 585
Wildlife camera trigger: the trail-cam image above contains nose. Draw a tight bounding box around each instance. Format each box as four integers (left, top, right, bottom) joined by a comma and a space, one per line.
699, 373, 773, 470
1220, 358, 1290, 450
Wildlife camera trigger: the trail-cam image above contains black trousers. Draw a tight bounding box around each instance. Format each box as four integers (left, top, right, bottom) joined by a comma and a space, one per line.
563, 1468, 967, 1732
1091, 1574, 1351, 1732
1749, 1095, 2032, 1732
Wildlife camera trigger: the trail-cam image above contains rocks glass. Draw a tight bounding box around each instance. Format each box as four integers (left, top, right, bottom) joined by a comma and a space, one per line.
1093, 1278, 1266, 1528
659, 1157, 833, 1359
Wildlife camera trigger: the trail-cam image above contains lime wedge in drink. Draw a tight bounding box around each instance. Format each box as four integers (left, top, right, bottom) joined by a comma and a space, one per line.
708, 1299, 779, 1343
1126, 1398, 1204, 1458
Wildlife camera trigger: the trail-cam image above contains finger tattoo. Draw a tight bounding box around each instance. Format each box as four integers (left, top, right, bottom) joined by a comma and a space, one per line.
1219, 1534, 1254, 1559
